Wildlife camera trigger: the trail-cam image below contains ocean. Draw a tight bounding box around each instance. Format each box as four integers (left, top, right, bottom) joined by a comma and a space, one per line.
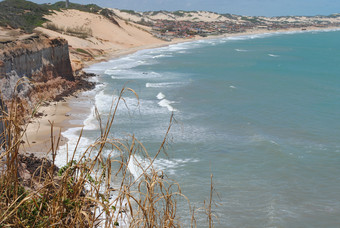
59, 29, 340, 227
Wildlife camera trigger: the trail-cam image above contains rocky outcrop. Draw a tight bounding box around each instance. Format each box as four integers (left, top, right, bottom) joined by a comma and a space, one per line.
0, 35, 74, 100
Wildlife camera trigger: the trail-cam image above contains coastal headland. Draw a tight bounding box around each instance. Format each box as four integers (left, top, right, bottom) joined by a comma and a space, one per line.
1, 0, 340, 226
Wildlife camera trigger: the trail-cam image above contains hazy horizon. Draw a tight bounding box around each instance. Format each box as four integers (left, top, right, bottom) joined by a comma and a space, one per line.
27, 0, 339, 17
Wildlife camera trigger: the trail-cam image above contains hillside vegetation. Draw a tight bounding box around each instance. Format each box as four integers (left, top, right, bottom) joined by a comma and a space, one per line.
0, 0, 103, 32
0, 0, 50, 32
47, 1, 102, 13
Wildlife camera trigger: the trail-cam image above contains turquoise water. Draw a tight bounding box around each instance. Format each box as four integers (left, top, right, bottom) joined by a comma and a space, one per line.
70, 29, 340, 227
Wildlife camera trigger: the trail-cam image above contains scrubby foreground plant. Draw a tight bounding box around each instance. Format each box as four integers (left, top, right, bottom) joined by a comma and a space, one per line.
0, 87, 217, 227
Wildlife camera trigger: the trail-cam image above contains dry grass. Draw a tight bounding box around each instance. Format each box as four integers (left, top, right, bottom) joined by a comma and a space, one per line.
44, 22, 64, 33
44, 22, 93, 39
65, 25, 93, 39
0, 86, 218, 227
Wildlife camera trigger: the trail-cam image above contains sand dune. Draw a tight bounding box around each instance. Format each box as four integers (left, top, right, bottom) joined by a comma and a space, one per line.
36, 9, 166, 70
111, 9, 242, 23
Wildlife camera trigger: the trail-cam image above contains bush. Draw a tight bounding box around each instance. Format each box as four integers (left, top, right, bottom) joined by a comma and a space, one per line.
48, 1, 102, 13
76, 48, 93, 56
173, 11, 185, 17
120, 9, 141, 16
0, 0, 49, 32
44, 22, 63, 32
100, 8, 121, 27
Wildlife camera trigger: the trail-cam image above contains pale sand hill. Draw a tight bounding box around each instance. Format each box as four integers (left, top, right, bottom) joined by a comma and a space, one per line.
112, 8, 340, 26
35, 9, 166, 70
112, 8, 242, 23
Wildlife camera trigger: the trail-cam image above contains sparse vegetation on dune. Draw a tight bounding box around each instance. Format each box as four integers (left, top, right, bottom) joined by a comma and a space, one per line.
65, 25, 93, 39
47, 1, 102, 13
43, 22, 93, 39
0, 86, 218, 227
120, 9, 142, 17
75, 48, 93, 57
173, 11, 186, 17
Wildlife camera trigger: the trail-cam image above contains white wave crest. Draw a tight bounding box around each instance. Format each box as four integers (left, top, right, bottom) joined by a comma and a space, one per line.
83, 106, 98, 130
235, 49, 249, 52
158, 99, 177, 112
146, 82, 183, 88
152, 54, 172, 58
109, 70, 161, 79
156, 92, 165, 100
128, 154, 199, 179
57, 127, 92, 167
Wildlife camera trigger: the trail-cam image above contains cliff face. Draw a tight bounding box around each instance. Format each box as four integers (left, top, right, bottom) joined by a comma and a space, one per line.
0, 35, 74, 99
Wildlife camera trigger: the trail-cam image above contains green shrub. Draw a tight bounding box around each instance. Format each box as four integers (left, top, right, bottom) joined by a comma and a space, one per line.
75, 48, 93, 56
0, 0, 49, 32
173, 10, 185, 17
120, 9, 141, 16
48, 1, 102, 13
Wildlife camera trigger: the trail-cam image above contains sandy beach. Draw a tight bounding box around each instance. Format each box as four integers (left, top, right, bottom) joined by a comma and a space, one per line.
23, 8, 340, 157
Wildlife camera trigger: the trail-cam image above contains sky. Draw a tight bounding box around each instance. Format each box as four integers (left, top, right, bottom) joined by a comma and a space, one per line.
30, 0, 340, 17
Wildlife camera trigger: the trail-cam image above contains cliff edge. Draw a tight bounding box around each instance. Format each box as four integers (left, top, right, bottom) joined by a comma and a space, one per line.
0, 34, 74, 100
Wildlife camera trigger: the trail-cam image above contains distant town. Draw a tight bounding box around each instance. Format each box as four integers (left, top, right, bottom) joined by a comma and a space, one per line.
150, 19, 336, 40
112, 9, 340, 40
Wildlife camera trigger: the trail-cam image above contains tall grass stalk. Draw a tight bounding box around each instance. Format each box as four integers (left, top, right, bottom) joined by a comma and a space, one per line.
0, 86, 219, 227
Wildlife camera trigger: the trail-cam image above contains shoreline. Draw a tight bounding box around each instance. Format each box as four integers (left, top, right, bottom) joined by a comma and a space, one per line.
23, 25, 340, 160
82, 25, 340, 67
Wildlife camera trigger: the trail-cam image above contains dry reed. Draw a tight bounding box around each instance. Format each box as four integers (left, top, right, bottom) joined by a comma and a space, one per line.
0, 86, 218, 227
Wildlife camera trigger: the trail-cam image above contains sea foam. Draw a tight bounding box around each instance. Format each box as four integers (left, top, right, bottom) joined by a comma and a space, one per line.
158, 99, 177, 112
156, 92, 166, 100
128, 154, 200, 178
146, 82, 183, 88
235, 48, 249, 52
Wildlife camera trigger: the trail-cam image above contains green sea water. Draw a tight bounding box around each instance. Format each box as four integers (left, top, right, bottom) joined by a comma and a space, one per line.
63, 29, 340, 227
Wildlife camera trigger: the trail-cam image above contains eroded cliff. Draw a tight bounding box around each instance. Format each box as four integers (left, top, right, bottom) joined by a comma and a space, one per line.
0, 35, 74, 100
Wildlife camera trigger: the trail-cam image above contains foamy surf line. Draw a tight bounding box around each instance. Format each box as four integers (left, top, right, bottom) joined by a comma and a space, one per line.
204, 27, 340, 46
128, 154, 200, 178
156, 92, 177, 112
55, 82, 103, 168
158, 99, 177, 112
146, 82, 184, 88
84, 27, 340, 80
